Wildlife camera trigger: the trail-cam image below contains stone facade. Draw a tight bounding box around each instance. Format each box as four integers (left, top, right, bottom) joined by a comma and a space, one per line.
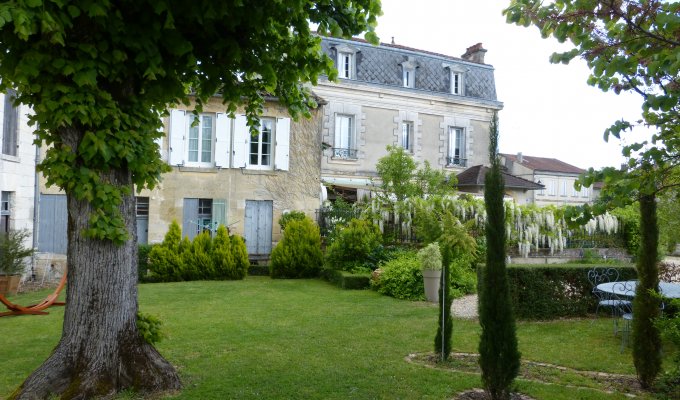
315, 37, 502, 194
0, 91, 36, 250
140, 97, 322, 247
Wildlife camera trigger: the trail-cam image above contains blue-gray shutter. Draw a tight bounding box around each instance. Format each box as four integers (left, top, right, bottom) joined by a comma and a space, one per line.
182, 198, 199, 240
38, 194, 68, 253
2, 90, 19, 156
212, 199, 226, 231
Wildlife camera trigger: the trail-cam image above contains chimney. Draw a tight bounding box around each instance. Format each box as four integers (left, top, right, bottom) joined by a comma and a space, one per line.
517, 152, 523, 163
391, 36, 395, 45
461, 43, 487, 64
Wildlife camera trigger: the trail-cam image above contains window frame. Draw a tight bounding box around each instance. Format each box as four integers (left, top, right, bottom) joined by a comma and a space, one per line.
451, 72, 462, 95
186, 113, 215, 167
402, 67, 415, 88
446, 127, 466, 167
338, 52, 354, 79
247, 117, 275, 170
1, 191, 10, 233
333, 114, 357, 160
401, 121, 413, 152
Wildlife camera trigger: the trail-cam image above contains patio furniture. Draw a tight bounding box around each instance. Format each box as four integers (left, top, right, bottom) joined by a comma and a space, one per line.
587, 268, 630, 332
610, 281, 635, 352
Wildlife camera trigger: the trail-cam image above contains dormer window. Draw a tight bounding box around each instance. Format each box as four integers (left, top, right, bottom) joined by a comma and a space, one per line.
443, 63, 467, 95
451, 72, 462, 95
401, 57, 418, 88
403, 68, 415, 88
333, 43, 359, 80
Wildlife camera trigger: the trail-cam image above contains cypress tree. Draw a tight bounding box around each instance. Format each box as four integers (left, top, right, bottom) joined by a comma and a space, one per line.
478, 112, 520, 400
434, 244, 453, 360
633, 188, 662, 387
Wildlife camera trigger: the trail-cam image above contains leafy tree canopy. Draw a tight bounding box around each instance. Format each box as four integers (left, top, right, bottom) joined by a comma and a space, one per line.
0, 0, 381, 243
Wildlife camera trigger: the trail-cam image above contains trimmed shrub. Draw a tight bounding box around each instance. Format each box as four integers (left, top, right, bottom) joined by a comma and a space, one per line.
322, 268, 371, 289
371, 251, 424, 300
230, 235, 249, 279
279, 210, 307, 231
271, 217, 323, 278
137, 244, 155, 282
325, 218, 382, 272
502, 264, 637, 320
148, 221, 185, 281
180, 231, 214, 280
212, 225, 235, 279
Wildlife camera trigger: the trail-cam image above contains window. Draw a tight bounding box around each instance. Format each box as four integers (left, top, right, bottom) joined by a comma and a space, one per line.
546, 180, 556, 196
136, 197, 149, 217
187, 114, 214, 166
333, 114, 356, 159
561, 180, 568, 196
248, 118, 274, 169
338, 52, 354, 79
1, 192, 10, 233
401, 121, 413, 151
182, 198, 226, 240
451, 72, 462, 95
403, 67, 415, 88
447, 127, 466, 167
2, 90, 19, 156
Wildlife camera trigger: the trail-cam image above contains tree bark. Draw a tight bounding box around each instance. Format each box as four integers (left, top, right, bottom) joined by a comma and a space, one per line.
11, 129, 181, 399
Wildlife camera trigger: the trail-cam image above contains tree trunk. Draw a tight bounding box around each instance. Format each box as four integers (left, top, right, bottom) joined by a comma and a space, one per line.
12, 130, 181, 399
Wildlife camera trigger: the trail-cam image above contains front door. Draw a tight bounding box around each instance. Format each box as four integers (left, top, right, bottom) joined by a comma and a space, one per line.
244, 200, 273, 256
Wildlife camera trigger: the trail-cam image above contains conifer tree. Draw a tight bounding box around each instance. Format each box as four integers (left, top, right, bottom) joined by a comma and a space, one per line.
478, 112, 520, 400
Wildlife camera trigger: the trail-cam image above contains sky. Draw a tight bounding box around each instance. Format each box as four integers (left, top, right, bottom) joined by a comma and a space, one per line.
372, 0, 650, 170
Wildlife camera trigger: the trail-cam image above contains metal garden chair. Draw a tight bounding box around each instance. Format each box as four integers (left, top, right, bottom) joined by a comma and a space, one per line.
611, 281, 635, 352
587, 267, 630, 333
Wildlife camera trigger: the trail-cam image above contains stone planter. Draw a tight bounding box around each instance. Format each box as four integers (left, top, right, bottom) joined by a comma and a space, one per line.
422, 269, 441, 303
0, 274, 21, 296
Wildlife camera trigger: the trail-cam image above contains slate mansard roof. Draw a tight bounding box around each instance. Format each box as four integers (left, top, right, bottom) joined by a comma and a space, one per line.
320, 37, 499, 103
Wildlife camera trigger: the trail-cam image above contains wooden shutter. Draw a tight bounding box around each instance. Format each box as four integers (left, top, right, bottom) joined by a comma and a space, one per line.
169, 109, 186, 166
274, 117, 290, 171
232, 114, 248, 168
212, 199, 227, 231
182, 198, 199, 240
215, 113, 231, 168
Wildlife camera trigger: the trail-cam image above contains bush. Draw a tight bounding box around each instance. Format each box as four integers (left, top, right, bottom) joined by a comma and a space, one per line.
371, 251, 424, 300
230, 235, 249, 279
271, 218, 322, 278
321, 268, 371, 289
147, 221, 249, 282
279, 210, 307, 231
137, 244, 156, 282
449, 254, 477, 298
502, 264, 637, 320
137, 312, 165, 345
212, 225, 234, 279
0, 229, 34, 275
418, 243, 442, 271
325, 218, 382, 273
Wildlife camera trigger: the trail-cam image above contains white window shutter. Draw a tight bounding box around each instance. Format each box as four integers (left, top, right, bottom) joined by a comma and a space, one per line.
274, 117, 290, 171
232, 115, 249, 168
215, 113, 231, 168
169, 109, 186, 166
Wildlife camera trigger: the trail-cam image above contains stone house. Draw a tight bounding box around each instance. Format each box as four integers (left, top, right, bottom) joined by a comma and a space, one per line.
37, 96, 322, 260
501, 153, 593, 206
0, 89, 37, 248
313, 37, 503, 200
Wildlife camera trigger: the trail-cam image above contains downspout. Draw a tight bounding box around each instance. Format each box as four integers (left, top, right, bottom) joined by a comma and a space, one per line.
31, 136, 40, 281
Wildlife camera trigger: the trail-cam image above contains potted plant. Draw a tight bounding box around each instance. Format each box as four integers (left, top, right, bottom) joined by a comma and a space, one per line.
0, 229, 34, 296
418, 242, 442, 302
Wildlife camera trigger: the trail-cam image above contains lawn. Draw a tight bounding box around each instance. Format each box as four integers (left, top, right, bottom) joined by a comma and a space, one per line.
0, 277, 666, 399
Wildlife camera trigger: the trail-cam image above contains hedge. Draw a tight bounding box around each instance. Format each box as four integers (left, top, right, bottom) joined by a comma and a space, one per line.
321, 268, 371, 290
482, 264, 638, 320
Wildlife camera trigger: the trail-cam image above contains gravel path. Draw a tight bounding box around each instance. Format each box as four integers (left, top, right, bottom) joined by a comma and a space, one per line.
452, 294, 478, 319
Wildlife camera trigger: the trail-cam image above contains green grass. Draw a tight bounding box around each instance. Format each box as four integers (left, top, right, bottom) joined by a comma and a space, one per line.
0, 277, 670, 399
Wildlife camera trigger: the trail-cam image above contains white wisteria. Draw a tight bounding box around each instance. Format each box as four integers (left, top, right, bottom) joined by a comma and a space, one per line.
363, 194, 620, 257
